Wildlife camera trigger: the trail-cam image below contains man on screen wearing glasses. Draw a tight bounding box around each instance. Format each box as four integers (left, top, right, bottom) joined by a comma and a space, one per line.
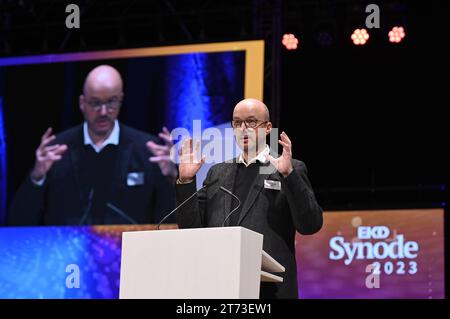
8, 65, 176, 226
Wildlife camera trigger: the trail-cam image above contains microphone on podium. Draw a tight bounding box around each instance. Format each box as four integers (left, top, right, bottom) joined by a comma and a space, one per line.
106, 202, 138, 225
156, 178, 219, 230
220, 186, 241, 227
79, 188, 94, 226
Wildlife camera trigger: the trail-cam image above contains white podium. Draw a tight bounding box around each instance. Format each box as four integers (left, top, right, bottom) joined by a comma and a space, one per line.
119, 226, 285, 299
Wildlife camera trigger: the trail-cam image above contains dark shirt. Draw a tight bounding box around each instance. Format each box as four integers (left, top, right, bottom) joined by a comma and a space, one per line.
80, 144, 119, 224
229, 162, 263, 226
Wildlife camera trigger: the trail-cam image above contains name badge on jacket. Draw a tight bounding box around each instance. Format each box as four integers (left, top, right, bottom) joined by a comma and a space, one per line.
127, 172, 144, 186
264, 179, 281, 191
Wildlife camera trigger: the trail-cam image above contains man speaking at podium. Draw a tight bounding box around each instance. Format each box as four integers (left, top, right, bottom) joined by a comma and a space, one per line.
8, 65, 176, 226
175, 98, 323, 299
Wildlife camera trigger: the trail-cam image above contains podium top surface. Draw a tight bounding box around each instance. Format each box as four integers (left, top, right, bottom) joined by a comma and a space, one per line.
122, 226, 264, 239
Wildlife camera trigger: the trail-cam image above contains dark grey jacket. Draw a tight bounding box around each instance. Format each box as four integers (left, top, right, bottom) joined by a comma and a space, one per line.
175, 157, 323, 299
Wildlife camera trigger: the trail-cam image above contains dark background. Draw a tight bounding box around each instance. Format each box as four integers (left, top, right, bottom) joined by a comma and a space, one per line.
0, 0, 448, 211
278, 1, 448, 210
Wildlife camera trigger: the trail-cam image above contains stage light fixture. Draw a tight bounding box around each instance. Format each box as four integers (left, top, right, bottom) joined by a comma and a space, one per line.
282, 33, 299, 50
351, 28, 369, 45
388, 26, 406, 43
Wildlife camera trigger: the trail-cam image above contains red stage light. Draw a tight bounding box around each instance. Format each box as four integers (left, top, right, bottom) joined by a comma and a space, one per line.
282, 33, 299, 50
388, 26, 406, 43
351, 29, 369, 45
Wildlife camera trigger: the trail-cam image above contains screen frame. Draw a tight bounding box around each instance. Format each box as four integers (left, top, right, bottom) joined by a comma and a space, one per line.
0, 40, 264, 101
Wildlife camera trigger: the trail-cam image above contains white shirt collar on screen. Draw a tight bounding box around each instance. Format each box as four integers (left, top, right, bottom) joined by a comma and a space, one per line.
83, 120, 120, 153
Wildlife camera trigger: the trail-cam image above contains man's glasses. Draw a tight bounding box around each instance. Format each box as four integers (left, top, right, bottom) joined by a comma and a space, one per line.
85, 97, 122, 112
231, 119, 268, 129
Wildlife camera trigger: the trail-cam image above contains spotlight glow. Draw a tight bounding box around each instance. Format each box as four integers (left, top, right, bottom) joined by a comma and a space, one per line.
351, 28, 369, 45
282, 33, 299, 50
388, 26, 406, 43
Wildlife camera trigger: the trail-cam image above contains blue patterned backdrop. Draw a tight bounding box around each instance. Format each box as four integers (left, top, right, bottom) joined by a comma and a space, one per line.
0, 226, 123, 298
0, 96, 7, 225
163, 52, 243, 131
